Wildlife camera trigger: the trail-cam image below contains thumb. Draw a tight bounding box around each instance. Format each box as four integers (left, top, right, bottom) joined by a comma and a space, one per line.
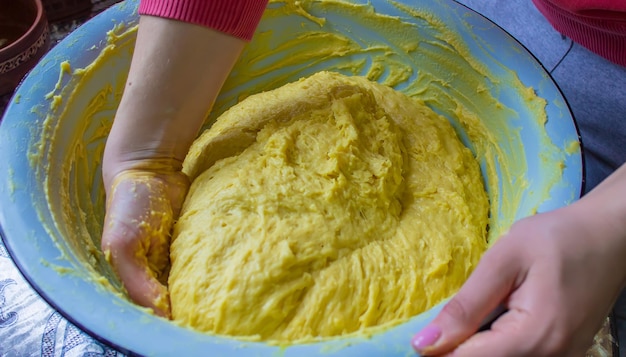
412, 241, 523, 355
108, 242, 171, 318
102, 210, 172, 318
102, 173, 173, 317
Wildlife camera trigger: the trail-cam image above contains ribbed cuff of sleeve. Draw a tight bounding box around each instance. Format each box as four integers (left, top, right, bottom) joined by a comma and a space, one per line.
139, 0, 268, 41
532, 0, 626, 67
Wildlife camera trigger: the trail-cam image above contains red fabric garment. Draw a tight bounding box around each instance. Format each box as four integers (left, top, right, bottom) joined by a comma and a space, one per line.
532, 0, 626, 66
138, 0, 624, 65
139, 0, 268, 41
543, 0, 626, 14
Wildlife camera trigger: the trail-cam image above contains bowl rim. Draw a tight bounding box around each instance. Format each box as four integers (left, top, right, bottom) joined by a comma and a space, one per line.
451, 0, 586, 196
0, 0, 585, 355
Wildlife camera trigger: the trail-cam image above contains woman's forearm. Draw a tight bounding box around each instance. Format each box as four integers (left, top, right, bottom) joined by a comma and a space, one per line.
103, 15, 246, 188
570, 163, 626, 285
577, 163, 626, 235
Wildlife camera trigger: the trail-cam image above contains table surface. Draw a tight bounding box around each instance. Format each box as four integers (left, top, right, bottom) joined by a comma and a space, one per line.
0, 1, 619, 356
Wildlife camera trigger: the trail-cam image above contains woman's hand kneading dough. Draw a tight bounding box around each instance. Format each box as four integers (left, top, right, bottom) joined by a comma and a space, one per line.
100, 14, 247, 316
102, 168, 188, 317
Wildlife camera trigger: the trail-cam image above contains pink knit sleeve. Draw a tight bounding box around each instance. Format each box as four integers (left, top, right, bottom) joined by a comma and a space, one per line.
139, 0, 269, 41
541, 0, 626, 13
532, 0, 626, 66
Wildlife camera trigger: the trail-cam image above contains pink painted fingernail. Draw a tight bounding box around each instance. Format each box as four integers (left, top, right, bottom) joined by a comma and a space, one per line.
412, 325, 442, 351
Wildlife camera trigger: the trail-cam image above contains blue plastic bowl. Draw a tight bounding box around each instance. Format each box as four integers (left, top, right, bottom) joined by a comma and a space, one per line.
0, 0, 582, 355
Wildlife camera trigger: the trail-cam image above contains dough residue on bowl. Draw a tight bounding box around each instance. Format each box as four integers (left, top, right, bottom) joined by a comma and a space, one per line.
169, 71, 489, 343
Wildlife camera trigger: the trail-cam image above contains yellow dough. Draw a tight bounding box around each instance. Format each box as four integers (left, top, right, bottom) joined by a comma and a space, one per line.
169, 71, 489, 343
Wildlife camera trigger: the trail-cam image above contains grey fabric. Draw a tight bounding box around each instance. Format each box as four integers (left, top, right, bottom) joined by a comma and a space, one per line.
551, 46, 626, 190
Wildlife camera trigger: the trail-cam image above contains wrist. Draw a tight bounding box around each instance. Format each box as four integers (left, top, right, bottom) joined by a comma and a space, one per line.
102, 110, 194, 190
102, 149, 185, 193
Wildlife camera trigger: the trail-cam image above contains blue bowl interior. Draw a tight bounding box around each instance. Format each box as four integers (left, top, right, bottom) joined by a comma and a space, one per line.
0, 0, 582, 356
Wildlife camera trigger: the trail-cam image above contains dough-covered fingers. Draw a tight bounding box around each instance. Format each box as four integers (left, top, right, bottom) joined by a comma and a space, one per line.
103, 230, 171, 317
102, 170, 188, 317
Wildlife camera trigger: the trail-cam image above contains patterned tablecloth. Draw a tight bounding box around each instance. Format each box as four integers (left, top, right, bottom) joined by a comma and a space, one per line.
0, 241, 123, 356
0, 1, 618, 356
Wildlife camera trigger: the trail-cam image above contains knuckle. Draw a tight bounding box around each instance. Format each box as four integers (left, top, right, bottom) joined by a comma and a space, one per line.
441, 297, 472, 325
545, 336, 572, 356
532, 327, 572, 357
102, 220, 141, 252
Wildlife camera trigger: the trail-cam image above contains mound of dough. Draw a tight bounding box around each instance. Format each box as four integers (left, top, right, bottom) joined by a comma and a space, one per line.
169, 71, 488, 343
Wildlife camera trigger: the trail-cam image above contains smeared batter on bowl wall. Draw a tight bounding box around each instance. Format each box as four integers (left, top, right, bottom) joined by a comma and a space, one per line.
27, 0, 565, 338
170, 71, 488, 342
28, 23, 135, 288
207, 0, 565, 242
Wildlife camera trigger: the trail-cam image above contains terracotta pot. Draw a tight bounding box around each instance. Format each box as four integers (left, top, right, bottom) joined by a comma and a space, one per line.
0, 0, 51, 96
